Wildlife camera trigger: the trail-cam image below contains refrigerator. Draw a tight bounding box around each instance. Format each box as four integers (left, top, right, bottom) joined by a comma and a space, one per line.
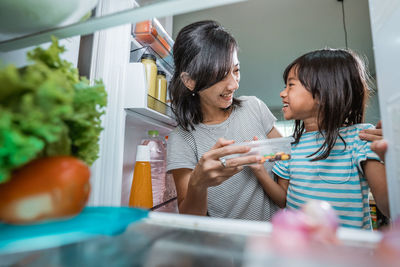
87, 0, 400, 219
0, 0, 399, 265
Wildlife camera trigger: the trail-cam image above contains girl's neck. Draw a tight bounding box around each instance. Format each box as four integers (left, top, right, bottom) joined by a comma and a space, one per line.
303, 117, 319, 132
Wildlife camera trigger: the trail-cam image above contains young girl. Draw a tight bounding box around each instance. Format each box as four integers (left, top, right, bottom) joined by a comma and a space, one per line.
252, 48, 389, 229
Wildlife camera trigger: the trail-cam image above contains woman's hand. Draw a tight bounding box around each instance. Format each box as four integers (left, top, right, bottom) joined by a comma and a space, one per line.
189, 138, 261, 189
173, 138, 261, 216
359, 120, 383, 141
371, 139, 388, 163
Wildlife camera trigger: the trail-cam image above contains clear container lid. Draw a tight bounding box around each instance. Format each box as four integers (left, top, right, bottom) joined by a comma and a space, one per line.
223, 137, 294, 163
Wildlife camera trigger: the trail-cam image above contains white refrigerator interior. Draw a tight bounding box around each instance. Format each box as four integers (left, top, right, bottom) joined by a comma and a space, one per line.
368, 0, 400, 220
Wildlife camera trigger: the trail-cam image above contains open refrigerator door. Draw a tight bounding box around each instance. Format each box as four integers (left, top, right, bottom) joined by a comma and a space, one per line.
368, 0, 400, 220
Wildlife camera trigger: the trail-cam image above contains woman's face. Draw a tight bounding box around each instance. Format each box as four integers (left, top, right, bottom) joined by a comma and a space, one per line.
198, 50, 240, 112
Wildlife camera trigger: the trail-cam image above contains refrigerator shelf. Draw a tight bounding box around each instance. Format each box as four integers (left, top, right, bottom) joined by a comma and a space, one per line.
0, 0, 246, 51
0, 210, 384, 266
124, 62, 176, 126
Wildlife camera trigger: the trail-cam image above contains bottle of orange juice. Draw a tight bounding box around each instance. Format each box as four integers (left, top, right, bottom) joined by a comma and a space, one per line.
129, 145, 153, 209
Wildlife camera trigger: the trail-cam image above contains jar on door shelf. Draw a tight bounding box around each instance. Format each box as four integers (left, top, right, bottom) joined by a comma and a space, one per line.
141, 53, 157, 109
155, 70, 167, 114
156, 70, 167, 103
134, 20, 173, 58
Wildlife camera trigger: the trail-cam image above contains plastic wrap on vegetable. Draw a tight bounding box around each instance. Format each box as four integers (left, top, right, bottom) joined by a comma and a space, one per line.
0, 38, 106, 224
271, 200, 339, 251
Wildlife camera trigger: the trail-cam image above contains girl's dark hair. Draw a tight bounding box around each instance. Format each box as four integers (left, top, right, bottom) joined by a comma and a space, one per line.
283, 48, 370, 161
169, 20, 241, 131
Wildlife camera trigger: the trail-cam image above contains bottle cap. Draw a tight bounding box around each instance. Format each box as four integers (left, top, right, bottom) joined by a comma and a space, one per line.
148, 130, 159, 137
157, 70, 166, 76
141, 53, 156, 61
136, 145, 150, 162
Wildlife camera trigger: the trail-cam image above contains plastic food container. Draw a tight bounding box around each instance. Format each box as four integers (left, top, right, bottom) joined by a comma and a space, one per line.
222, 137, 294, 163
133, 19, 173, 58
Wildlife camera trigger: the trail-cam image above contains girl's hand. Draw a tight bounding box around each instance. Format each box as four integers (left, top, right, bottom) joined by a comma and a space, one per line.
248, 136, 266, 175
189, 138, 261, 189
359, 120, 383, 141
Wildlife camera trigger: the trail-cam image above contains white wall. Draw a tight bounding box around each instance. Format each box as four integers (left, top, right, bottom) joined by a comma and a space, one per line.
173, 0, 379, 123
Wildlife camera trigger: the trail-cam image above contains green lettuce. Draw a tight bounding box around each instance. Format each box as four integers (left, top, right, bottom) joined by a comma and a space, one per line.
0, 38, 107, 183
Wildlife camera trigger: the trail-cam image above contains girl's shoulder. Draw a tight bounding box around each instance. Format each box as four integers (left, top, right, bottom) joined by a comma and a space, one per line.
339, 123, 375, 141
340, 123, 375, 134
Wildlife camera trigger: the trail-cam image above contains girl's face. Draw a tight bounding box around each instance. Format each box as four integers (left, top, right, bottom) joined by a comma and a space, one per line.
198, 50, 240, 113
280, 67, 318, 122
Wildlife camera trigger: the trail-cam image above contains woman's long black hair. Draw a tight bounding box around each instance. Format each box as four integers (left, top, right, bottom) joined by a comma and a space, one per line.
169, 20, 241, 131
283, 49, 370, 161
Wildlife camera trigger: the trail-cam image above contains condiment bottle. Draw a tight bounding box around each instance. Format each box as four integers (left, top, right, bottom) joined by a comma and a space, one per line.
155, 70, 167, 103
141, 53, 157, 100
129, 145, 153, 209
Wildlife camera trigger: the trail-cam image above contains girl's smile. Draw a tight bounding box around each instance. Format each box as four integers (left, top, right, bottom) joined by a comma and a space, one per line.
280, 67, 318, 131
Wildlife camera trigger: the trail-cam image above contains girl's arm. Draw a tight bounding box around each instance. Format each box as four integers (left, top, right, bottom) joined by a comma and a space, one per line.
362, 160, 390, 217
251, 166, 289, 208
247, 127, 286, 207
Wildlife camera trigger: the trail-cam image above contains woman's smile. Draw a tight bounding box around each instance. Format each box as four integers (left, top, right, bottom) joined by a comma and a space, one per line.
220, 93, 233, 101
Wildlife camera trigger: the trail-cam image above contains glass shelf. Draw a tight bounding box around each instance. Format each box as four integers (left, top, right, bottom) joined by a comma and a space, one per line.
130, 37, 174, 77
147, 94, 173, 117
0, 0, 246, 52
0, 211, 382, 266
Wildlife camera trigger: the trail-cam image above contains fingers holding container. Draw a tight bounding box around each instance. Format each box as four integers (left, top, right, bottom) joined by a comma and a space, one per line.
191, 139, 261, 188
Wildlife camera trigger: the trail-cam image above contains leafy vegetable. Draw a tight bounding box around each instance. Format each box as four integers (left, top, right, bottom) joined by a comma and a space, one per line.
0, 38, 107, 183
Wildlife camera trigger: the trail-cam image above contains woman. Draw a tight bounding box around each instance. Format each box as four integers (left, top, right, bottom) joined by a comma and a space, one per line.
167, 20, 281, 221
166, 20, 383, 221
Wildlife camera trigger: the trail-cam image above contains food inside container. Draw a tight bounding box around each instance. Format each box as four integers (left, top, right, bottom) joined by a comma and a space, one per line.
222, 137, 294, 164
133, 19, 173, 58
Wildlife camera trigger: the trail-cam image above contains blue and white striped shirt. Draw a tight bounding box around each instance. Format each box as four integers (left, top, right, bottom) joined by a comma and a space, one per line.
272, 124, 380, 230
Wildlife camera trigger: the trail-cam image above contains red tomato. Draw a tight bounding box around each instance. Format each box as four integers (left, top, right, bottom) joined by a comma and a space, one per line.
0, 156, 90, 224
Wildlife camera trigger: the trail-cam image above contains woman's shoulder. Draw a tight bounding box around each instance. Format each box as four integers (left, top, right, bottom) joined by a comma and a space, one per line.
237, 95, 266, 109
168, 126, 190, 142
237, 95, 260, 103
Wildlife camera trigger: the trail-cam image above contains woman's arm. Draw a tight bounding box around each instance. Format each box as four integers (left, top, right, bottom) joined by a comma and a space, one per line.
363, 160, 390, 217
171, 168, 208, 216
251, 166, 288, 208
171, 138, 262, 216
